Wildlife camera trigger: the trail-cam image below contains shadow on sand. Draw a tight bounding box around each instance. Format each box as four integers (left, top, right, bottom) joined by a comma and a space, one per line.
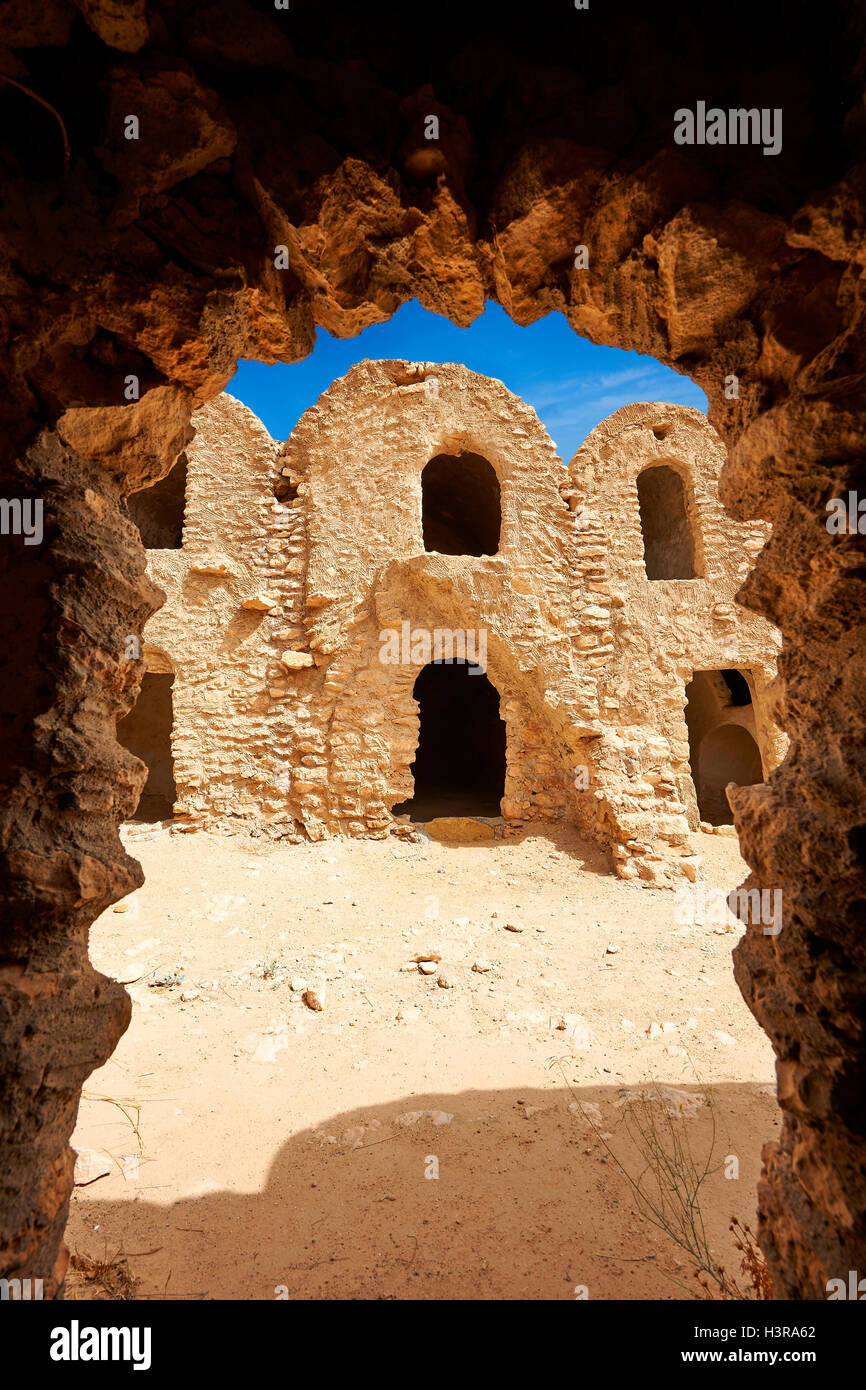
68, 1079, 779, 1301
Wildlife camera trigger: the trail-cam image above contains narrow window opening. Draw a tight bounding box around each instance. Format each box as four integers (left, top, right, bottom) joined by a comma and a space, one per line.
637, 463, 696, 579
421, 451, 501, 556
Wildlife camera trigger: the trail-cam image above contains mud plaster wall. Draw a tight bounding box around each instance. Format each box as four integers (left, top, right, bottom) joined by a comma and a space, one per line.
139, 366, 783, 889
567, 402, 787, 850
143, 395, 283, 824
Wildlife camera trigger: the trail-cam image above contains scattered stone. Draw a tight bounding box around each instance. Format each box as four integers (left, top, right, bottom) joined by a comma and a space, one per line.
646, 1021, 663, 1040
149, 969, 184, 989
569, 1100, 603, 1126
395, 1109, 454, 1127
437, 975, 450, 988
472, 958, 492, 973
418, 960, 438, 975
605, 942, 619, 954
112, 902, 128, 914
289, 976, 308, 993
504, 921, 524, 932
73, 1149, 112, 1187
303, 986, 325, 1012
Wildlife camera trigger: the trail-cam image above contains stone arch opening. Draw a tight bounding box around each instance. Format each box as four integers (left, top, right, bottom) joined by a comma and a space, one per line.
696, 724, 764, 825
0, 3, 861, 1305
637, 464, 698, 580
126, 452, 187, 550
421, 451, 501, 556
685, 669, 764, 825
394, 660, 506, 820
115, 672, 177, 822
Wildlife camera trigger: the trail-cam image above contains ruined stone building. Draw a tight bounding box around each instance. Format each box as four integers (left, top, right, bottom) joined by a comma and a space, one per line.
119, 360, 784, 887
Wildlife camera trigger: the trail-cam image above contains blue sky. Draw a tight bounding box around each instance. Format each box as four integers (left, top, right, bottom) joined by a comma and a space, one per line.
228, 299, 706, 464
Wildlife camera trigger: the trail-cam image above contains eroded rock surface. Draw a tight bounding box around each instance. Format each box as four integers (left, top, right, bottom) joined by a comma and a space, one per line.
0, 1, 864, 1297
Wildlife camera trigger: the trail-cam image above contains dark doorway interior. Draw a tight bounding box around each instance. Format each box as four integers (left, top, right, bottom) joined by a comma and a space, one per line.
116, 672, 177, 821
394, 661, 506, 820
421, 452, 501, 556
127, 453, 187, 549
636, 463, 696, 579
720, 668, 752, 705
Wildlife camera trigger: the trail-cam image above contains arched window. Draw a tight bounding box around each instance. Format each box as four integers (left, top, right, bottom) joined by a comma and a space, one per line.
421, 451, 501, 556
637, 463, 697, 579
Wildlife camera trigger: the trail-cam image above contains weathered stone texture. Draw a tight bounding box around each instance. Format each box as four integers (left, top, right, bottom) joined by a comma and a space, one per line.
0, 0, 863, 1298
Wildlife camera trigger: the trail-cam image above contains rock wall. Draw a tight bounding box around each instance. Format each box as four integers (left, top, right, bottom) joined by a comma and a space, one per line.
1, 0, 863, 1298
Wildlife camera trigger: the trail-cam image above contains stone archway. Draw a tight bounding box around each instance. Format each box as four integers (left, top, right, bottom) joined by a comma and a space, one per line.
696, 723, 764, 825
684, 668, 769, 827
0, 2, 863, 1299
393, 660, 506, 820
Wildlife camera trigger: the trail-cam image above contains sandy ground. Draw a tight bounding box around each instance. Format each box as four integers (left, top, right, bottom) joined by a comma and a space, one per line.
67, 822, 779, 1301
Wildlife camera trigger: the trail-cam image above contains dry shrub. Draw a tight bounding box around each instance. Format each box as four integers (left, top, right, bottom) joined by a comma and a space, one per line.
66, 1251, 140, 1301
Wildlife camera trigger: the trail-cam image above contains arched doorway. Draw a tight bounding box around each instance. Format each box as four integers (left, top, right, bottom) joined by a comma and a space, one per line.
696, 723, 764, 824
636, 464, 697, 579
421, 451, 501, 555
394, 660, 506, 819
115, 672, 178, 821
685, 669, 764, 825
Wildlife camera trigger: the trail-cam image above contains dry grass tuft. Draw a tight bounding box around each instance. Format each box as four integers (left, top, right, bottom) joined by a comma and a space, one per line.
66, 1251, 140, 1301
